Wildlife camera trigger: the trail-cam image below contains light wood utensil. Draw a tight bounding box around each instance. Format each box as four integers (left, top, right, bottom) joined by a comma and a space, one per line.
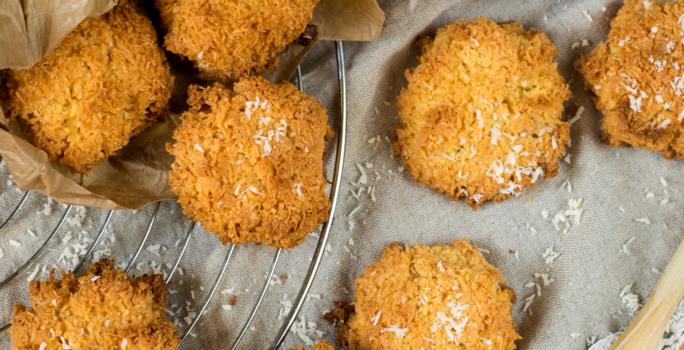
610, 238, 684, 350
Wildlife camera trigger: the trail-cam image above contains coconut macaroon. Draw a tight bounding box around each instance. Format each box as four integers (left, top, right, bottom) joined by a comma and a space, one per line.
10, 260, 179, 349
343, 240, 520, 349
395, 18, 570, 209
167, 76, 331, 248
2, 0, 173, 173
578, 0, 684, 158
156, 0, 318, 80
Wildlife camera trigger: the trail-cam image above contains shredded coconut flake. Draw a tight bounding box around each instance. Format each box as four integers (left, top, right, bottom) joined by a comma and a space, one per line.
430, 301, 469, 343
371, 311, 382, 326
291, 316, 324, 346
381, 325, 408, 338
620, 283, 641, 315
543, 246, 560, 266
293, 182, 303, 198
634, 217, 651, 225
621, 237, 636, 255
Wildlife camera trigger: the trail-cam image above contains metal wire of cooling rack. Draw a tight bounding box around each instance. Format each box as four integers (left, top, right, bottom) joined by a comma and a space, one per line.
0, 41, 347, 350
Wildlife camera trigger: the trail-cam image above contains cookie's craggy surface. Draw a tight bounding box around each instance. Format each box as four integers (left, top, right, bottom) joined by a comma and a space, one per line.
10, 260, 179, 350
156, 0, 318, 81
396, 18, 570, 209
579, 0, 684, 158
167, 77, 331, 248
3, 0, 173, 173
344, 240, 520, 349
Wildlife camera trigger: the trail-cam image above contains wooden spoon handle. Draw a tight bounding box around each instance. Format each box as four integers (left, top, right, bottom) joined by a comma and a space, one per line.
611, 238, 684, 350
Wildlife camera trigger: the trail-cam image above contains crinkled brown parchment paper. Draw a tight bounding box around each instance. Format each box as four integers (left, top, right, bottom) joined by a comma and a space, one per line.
0, 0, 385, 210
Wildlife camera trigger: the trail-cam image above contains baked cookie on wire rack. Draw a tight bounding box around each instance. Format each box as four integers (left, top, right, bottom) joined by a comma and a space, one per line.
156, 0, 318, 81
167, 76, 331, 248
2, 0, 173, 173
578, 0, 684, 158
342, 240, 520, 349
395, 18, 570, 209
10, 260, 179, 349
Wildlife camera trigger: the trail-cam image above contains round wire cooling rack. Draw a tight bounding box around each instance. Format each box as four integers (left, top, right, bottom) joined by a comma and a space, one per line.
0, 41, 347, 349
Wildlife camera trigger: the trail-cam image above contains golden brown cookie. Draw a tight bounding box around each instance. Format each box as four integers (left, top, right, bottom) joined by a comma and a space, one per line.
10, 260, 179, 350
344, 240, 520, 350
156, 0, 318, 80
2, 0, 173, 173
578, 0, 684, 158
167, 76, 331, 248
395, 18, 570, 209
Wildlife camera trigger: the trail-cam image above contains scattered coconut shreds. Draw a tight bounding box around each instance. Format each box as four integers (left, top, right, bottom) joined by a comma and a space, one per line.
306, 293, 321, 301
146, 244, 162, 256
26, 264, 41, 282
522, 294, 536, 314
549, 198, 584, 234
621, 237, 636, 255
291, 316, 325, 346
570, 332, 581, 338
347, 204, 363, 232
660, 196, 670, 205
60, 336, 72, 349
568, 106, 585, 124
278, 294, 293, 320
66, 206, 87, 228
543, 246, 560, 266
380, 325, 408, 338
522, 272, 555, 314
41, 198, 54, 216
535, 273, 554, 286
346, 134, 404, 233
355, 163, 368, 186
620, 283, 642, 315
660, 177, 668, 187
371, 310, 382, 326
634, 217, 651, 225
560, 178, 572, 193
